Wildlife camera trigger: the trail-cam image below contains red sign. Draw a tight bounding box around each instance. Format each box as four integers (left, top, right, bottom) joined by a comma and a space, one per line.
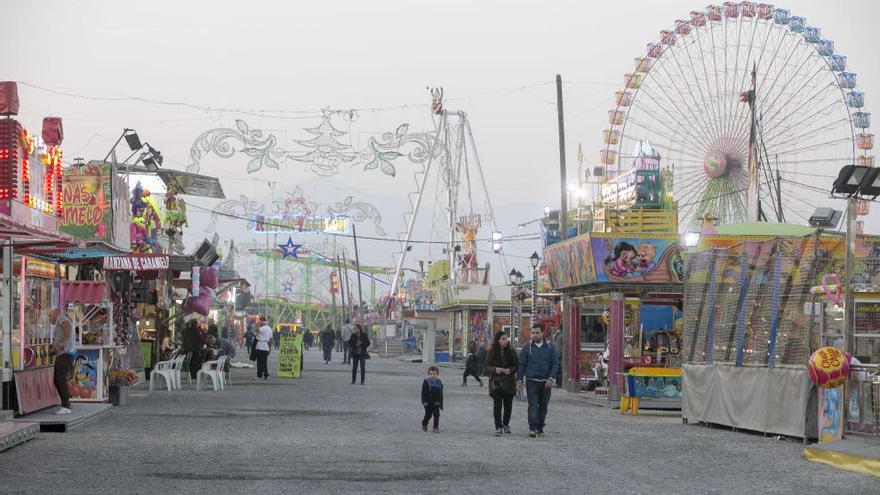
102, 254, 169, 271
14, 367, 61, 414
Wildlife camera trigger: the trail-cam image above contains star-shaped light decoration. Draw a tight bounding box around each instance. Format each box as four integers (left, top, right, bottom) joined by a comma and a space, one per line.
278, 236, 302, 259
281, 281, 295, 293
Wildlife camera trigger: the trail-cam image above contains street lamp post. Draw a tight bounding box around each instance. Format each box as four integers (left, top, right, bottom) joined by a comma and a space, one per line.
530, 252, 540, 328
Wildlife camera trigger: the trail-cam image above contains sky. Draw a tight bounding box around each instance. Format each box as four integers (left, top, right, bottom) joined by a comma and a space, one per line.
4, 0, 879, 298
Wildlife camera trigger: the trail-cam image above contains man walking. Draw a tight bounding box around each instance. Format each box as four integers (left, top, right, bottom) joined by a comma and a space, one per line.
49, 308, 76, 415
340, 318, 353, 364
517, 325, 559, 438
320, 324, 336, 364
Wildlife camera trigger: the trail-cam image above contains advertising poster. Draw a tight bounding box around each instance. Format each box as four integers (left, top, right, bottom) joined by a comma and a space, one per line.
277, 333, 303, 379
818, 385, 843, 443
60, 162, 130, 249
543, 235, 595, 290
592, 236, 684, 283
69, 349, 99, 400
854, 300, 880, 337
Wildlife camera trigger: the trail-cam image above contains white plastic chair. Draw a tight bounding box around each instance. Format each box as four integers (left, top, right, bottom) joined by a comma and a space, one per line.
171, 353, 189, 390
196, 356, 227, 391
149, 358, 175, 391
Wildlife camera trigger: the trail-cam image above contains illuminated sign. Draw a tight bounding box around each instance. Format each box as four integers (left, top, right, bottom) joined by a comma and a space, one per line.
0, 119, 63, 216
25, 259, 57, 278
250, 213, 350, 235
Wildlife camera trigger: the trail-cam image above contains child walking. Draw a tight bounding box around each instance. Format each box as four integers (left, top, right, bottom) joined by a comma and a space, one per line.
421, 366, 444, 433
462, 341, 484, 386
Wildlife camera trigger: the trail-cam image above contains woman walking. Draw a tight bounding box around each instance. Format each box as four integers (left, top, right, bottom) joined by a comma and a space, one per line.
485, 330, 518, 436
348, 323, 370, 385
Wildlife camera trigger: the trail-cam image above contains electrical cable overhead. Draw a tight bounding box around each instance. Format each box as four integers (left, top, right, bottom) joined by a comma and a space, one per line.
185, 201, 540, 245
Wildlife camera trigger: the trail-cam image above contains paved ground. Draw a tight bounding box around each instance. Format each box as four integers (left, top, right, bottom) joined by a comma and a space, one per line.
0, 349, 875, 494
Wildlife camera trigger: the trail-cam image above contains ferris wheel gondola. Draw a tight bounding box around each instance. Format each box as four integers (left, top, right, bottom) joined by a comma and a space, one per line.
599, 2, 873, 230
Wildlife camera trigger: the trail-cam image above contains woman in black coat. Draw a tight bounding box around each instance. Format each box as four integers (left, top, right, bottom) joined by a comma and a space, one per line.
485, 330, 518, 436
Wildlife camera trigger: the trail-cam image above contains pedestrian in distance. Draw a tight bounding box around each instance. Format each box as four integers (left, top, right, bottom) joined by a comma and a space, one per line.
303, 329, 314, 351
461, 341, 483, 387
320, 324, 335, 364
254, 317, 273, 380
182, 319, 211, 380
207, 318, 219, 338
485, 330, 518, 436
335, 327, 342, 353
420, 365, 444, 433
517, 325, 559, 438
348, 323, 370, 384
273, 325, 282, 350
244, 324, 255, 353
49, 308, 75, 415
340, 319, 354, 364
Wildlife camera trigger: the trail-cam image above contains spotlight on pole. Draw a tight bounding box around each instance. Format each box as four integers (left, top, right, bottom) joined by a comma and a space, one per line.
124, 129, 142, 151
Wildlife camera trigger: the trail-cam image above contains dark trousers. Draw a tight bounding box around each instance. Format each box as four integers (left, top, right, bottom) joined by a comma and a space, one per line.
189, 351, 203, 379
53, 353, 74, 408
462, 368, 482, 384
526, 380, 552, 432
323, 347, 332, 362
255, 350, 269, 378
492, 392, 514, 429
422, 405, 440, 429
342, 342, 351, 364
351, 356, 366, 383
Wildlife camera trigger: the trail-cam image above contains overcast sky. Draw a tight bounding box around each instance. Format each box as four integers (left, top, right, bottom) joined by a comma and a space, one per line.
5, 0, 879, 296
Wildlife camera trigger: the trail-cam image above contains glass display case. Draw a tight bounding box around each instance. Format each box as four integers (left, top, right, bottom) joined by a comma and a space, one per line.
11, 257, 61, 370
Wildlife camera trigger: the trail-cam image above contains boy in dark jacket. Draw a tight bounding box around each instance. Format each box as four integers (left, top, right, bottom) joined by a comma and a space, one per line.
421, 366, 444, 433
462, 341, 484, 386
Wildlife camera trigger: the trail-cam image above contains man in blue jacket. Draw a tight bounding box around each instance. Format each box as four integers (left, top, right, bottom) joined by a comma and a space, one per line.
517, 325, 559, 438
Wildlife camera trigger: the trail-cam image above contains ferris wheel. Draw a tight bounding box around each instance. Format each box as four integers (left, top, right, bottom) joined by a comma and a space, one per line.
599, 2, 873, 230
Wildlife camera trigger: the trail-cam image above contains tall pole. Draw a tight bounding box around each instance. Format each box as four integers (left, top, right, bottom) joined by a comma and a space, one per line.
530, 268, 538, 328
342, 253, 354, 322
746, 64, 760, 222
336, 254, 348, 323
844, 198, 856, 354
351, 222, 365, 323
556, 74, 568, 241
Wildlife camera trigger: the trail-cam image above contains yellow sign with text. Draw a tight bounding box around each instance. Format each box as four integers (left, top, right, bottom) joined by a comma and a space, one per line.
277, 333, 303, 379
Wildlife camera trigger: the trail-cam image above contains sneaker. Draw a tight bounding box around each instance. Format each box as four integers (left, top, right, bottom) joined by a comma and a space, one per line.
55, 407, 72, 415
421, 424, 428, 432
537, 431, 545, 438
528, 430, 537, 438
432, 428, 439, 433
263, 376, 269, 381
494, 428, 503, 436
503, 425, 511, 435
478, 381, 484, 387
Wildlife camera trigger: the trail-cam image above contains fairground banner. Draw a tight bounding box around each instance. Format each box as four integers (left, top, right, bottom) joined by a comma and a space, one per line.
544, 234, 683, 290
102, 254, 169, 271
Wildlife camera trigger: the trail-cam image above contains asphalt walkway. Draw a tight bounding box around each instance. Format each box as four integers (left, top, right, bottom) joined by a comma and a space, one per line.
0, 348, 875, 494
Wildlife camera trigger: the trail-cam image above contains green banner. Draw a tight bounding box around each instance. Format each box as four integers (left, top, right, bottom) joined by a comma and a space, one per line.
277, 333, 303, 379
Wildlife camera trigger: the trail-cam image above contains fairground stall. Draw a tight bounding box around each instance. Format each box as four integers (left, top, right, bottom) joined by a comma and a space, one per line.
544, 143, 684, 409
682, 231, 880, 440
0, 83, 85, 415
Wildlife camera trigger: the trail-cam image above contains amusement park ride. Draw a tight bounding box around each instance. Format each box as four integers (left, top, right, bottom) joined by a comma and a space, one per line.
598, 2, 872, 232
388, 89, 509, 304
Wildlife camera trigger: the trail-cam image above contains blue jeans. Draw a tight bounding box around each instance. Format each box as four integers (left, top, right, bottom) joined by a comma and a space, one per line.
526, 380, 552, 432
323, 347, 332, 362
342, 342, 351, 364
